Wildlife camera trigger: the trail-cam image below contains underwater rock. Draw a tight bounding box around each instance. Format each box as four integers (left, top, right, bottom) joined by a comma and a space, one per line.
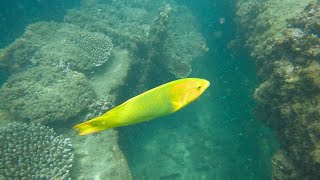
0, 66, 96, 125
235, 0, 309, 62
163, 5, 208, 78
234, 0, 320, 179
271, 150, 299, 180
141, 3, 208, 78
65, 0, 207, 79
0, 22, 59, 73
90, 49, 133, 99
65, 0, 154, 47
289, 2, 320, 37
71, 130, 132, 180
0, 122, 74, 179
0, 21, 113, 74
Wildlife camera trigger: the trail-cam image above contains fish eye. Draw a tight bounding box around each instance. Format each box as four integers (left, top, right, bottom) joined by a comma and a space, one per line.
197, 85, 202, 90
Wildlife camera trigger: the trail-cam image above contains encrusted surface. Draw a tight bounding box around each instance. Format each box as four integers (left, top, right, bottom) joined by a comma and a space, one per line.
0, 66, 96, 125
0, 22, 113, 74
234, 0, 320, 178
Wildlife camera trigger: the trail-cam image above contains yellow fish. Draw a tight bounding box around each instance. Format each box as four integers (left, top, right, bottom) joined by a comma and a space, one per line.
74, 78, 210, 135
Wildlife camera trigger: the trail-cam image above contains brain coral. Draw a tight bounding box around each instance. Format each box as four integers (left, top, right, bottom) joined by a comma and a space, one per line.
0, 66, 96, 125
0, 123, 74, 179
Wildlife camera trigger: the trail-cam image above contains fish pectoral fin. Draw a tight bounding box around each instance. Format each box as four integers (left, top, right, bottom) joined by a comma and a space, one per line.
172, 101, 183, 112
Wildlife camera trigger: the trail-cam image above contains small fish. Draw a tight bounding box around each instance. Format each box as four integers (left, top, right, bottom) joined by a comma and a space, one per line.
74, 78, 210, 135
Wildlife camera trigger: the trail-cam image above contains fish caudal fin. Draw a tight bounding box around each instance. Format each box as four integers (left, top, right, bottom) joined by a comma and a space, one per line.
73, 117, 109, 135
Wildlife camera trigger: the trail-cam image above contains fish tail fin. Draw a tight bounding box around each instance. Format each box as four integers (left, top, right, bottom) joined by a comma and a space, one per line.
73, 116, 110, 136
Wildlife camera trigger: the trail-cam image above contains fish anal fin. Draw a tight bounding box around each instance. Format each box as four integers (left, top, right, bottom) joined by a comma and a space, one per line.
73, 117, 109, 135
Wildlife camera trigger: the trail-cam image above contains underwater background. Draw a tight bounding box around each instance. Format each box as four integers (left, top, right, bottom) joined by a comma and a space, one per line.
1, 0, 319, 179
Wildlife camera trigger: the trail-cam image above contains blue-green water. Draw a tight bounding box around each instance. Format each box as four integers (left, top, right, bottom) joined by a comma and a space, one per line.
0, 71, 7, 86
0, 0, 277, 179
119, 52, 276, 179
118, 1, 276, 179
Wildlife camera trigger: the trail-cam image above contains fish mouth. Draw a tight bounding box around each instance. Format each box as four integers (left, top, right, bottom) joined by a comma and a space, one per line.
203, 79, 210, 89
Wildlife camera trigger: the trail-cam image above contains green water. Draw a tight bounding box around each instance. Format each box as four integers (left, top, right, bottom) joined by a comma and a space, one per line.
118, 1, 277, 178
118, 52, 276, 179
0, 0, 278, 179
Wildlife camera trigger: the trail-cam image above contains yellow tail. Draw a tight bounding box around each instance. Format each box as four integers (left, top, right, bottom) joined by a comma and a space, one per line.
73, 116, 110, 135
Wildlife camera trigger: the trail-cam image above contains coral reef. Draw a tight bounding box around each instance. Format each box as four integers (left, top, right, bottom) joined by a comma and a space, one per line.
65, 0, 154, 47
0, 0, 208, 179
132, 3, 173, 91
164, 5, 208, 78
141, 3, 208, 78
0, 1, 147, 179
234, 0, 320, 179
71, 130, 132, 180
253, 60, 320, 178
0, 109, 16, 127
90, 49, 133, 99
271, 150, 299, 180
0, 22, 59, 72
31, 23, 113, 73
0, 21, 113, 74
0, 122, 74, 179
84, 97, 114, 122
0, 66, 96, 125
65, 0, 207, 78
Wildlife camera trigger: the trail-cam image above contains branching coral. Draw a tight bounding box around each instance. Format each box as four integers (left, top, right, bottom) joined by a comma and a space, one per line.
31, 22, 113, 73
0, 123, 74, 179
